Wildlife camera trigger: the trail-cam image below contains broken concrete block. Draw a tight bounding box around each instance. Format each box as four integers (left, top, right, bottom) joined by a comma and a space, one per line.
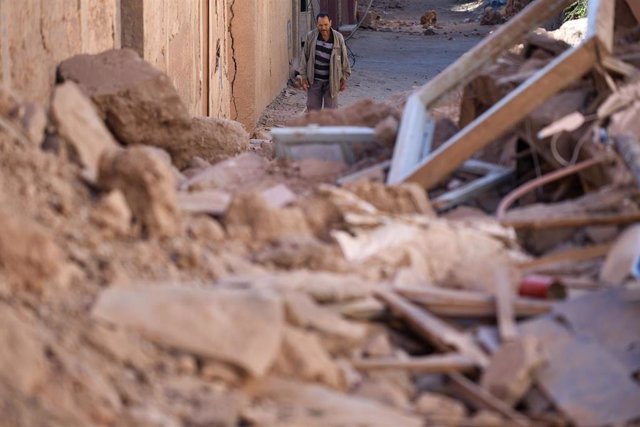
274, 326, 343, 389
91, 286, 284, 377
171, 116, 249, 169
90, 190, 132, 236
97, 146, 180, 238
57, 49, 191, 162
51, 81, 119, 180
224, 193, 312, 243
0, 210, 66, 294
480, 336, 544, 405
414, 392, 467, 424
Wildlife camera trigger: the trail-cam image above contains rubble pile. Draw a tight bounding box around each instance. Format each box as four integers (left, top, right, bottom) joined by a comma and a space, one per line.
0, 16, 640, 427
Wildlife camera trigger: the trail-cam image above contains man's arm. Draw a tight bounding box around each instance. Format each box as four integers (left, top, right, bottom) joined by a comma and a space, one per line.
339, 34, 351, 91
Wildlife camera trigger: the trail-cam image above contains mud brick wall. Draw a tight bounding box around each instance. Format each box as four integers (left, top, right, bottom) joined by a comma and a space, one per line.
0, 0, 120, 104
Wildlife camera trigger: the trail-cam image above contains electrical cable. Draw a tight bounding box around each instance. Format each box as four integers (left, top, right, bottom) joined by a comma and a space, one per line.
345, 0, 374, 42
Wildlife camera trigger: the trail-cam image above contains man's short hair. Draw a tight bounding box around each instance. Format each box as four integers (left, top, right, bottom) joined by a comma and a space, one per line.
316, 12, 331, 21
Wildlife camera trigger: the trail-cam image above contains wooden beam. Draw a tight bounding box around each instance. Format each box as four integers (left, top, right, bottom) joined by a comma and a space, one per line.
403, 38, 598, 190
516, 243, 612, 272
501, 211, 640, 230
375, 290, 490, 367
495, 268, 518, 342
397, 287, 552, 317
353, 353, 478, 374
587, 0, 616, 53
416, 0, 575, 107
449, 373, 534, 426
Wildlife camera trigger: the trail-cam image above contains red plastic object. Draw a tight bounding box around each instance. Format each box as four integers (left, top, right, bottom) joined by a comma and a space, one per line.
519, 274, 567, 300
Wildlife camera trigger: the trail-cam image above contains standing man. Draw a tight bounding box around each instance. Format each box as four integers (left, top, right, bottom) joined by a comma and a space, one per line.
299, 12, 351, 110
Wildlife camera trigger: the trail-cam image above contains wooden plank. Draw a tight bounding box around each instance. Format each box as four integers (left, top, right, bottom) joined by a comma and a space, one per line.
387, 94, 433, 184
375, 290, 490, 367
517, 243, 612, 272
416, 0, 575, 107
449, 373, 533, 426
602, 56, 640, 79
397, 287, 552, 317
501, 211, 640, 230
495, 268, 518, 342
587, 0, 615, 53
352, 353, 478, 374
404, 38, 598, 190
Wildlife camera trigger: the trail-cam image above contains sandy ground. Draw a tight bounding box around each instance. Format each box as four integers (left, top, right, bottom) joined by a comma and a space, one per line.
256, 0, 494, 134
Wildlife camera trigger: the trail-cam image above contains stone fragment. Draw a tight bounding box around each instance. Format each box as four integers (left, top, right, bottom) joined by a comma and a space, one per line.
57, 49, 191, 162
51, 81, 119, 180
246, 378, 423, 427
354, 379, 411, 409
374, 115, 399, 147
92, 286, 283, 377
97, 146, 180, 238
420, 10, 437, 27
283, 292, 367, 343
172, 116, 249, 169
17, 102, 48, 146
414, 392, 467, 425
274, 326, 343, 389
480, 336, 544, 405
90, 190, 132, 236
224, 193, 312, 243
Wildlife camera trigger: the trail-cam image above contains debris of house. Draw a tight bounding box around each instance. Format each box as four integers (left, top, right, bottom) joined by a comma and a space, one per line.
1, 0, 640, 425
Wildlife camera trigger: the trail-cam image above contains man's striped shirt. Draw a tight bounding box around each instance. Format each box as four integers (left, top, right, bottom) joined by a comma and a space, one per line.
314, 32, 334, 81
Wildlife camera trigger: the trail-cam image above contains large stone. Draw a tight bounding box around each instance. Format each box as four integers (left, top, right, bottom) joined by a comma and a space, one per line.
91, 286, 283, 377
51, 81, 119, 180
172, 116, 249, 169
97, 146, 180, 238
57, 49, 191, 161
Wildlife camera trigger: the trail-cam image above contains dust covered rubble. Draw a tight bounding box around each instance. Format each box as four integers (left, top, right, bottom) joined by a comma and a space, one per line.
6, 41, 640, 427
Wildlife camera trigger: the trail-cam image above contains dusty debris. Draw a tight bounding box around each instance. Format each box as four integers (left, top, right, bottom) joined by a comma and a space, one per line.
0, 210, 67, 294
58, 48, 192, 164
98, 146, 181, 238
92, 285, 283, 377
51, 81, 119, 180
172, 116, 250, 169
89, 190, 132, 237
287, 98, 401, 128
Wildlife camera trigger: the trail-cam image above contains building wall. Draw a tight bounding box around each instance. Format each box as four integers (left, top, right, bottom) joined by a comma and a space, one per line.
231, 0, 293, 131
0, 0, 120, 103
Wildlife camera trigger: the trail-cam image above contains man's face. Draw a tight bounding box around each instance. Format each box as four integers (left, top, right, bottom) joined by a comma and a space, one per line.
317, 16, 332, 39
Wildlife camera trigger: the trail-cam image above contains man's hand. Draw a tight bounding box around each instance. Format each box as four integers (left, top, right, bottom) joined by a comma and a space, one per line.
340, 79, 347, 92
302, 78, 310, 92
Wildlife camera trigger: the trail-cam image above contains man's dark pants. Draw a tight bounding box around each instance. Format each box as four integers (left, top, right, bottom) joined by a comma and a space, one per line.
307, 80, 338, 110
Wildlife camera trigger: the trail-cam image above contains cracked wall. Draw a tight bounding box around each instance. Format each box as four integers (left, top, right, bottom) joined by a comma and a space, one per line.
0, 0, 119, 103
230, 0, 294, 132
